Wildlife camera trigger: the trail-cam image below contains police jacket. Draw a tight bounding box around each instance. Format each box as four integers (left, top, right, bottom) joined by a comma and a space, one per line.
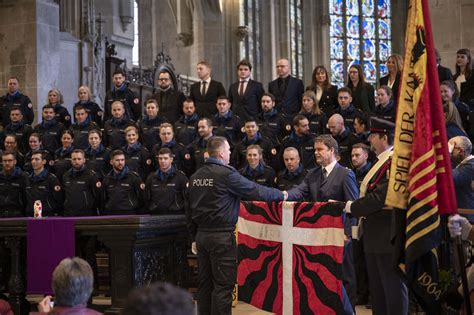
188, 157, 284, 240
0, 91, 34, 126
103, 116, 137, 150
85, 144, 110, 179
256, 109, 288, 146
52, 104, 72, 128
123, 142, 152, 180
353, 162, 372, 187
51, 146, 74, 182
145, 165, 187, 215
239, 163, 276, 189
151, 140, 186, 172
276, 164, 307, 191
332, 104, 362, 132
300, 111, 327, 136
279, 132, 316, 170
23, 149, 53, 174
33, 120, 66, 154
184, 136, 210, 176
1, 121, 33, 154
231, 133, 278, 171
102, 166, 144, 215
211, 111, 243, 146
63, 166, 102, 216
70, 118, 99, 150
0, 167, 28, 217
104, 85, 141, 121
73, 100, 103, 126
373, 101, 396, 122
137, 115, 168, 151
174, 113, 199, 146
334, 128, 359, 168
25, 169, 63, 217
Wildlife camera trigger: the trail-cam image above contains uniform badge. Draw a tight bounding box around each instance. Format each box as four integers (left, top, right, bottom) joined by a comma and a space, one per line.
140, 183, 145, 190
98, 111, 103, 116
285, 124, 291, 131
271, 148, 277, 155
146, 159, 152, 165
96, 181, 102, 188
54, 185, 61, 191
185, 153, 191, 160
28, 103, 33, 108
65, 116, 70, 120
133, 98, 140, 104
49, 160, 55, 166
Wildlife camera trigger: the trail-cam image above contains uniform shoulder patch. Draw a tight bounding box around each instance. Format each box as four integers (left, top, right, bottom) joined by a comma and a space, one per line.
54, 185, 61, 191
139, 183, 145, 190
285, 124, 292, 131
271, 148, 277, 155
96, 181, 102, 188
133, 98, 140, 104
28, 103, 33, 108
65, 115, 70, 120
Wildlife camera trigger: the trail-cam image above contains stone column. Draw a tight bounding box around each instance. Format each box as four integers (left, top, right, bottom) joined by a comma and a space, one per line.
0, 0, 60, 124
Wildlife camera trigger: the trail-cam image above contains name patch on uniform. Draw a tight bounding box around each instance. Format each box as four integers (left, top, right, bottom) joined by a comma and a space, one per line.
192, 178, 213, 187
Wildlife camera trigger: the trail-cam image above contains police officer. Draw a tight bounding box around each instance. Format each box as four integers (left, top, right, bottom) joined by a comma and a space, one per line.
151, 123, 186, 172
275, 147, 307, 191
33, 104, 66, 154
102, 149, 144, 215
184, 117, 213, 176
74, 85, 103, 126
1, 106, 33, 154
255, 93, 288, 146
279, 115, 316, 170
344, 117, 408, 315
239, 144, 276, 188
123, 126, 152, 181
137, 99, 168, 151
174, 98, 199, 146
188, 136, 287, 315
25, 151, 63, 217
104, 69, 141, 121
331, 87, 362, 132
145, 148, 187, 215
0, 76, 34, 127
0, 151, 28, 217
62, 149, 102, 216
4, 134, 25, 169
211, 96, 242, 147
47, 89, 72, 128
70, 105, 100, 150
84, 129, 111, 180
103, 101, 137, 150
327, 113, 359, 168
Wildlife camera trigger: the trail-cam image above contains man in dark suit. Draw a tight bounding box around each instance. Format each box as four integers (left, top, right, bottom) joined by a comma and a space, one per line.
190, 61, 226, 119
149, 71, 185, 122
345, 117, 408, 315
228, 59, 265, 122
287, 134, 359, 311
436, 49, 453, 84
268, 58, 304, 118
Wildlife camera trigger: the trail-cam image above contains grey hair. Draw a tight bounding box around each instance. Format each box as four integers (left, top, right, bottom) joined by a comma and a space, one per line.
452, 136, 472, 155
52, 257, 94, 307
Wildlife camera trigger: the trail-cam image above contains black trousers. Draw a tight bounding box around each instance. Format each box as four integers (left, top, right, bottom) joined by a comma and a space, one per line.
352, 238, 369, 301
196, 231, 237, 315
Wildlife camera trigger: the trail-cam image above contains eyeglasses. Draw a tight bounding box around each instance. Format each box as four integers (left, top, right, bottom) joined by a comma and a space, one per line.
158, 78, 170, 81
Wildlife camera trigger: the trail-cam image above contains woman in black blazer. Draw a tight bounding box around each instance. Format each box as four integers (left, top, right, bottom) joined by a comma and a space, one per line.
347, 64, 375, 114
453, 48, 474, 106
306, 65, 338, 115
378, 54, 403, 105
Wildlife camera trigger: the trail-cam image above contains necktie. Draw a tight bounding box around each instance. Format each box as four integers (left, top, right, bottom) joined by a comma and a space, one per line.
280, 78, 287, 96
201, 81, 207, 97
322, 168, 328, 179
239, 81, 245, 96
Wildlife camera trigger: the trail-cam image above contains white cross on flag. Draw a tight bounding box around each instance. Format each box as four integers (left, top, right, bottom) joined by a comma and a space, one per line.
237, 201, 345, 315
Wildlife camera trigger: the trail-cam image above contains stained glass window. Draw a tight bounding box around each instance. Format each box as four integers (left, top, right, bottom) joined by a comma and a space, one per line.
329, 0, 391, 85
240, 0, 261, 78
290, 0, 303, 79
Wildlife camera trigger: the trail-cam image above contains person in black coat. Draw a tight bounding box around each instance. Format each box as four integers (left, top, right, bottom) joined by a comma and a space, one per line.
137, 99, 168, 151
440, 80, 471, 136
306, 65, 338, 115
435, 49, 453, 84
122, 126, 152, 181
33, 104, 66, 154
0, 76, 34, 127
70, 105, 100, 150
378, 54, 403, 105
174, 98, 199, 146
239, 144, 276, 189
46, 89, 72, 128
149, 71, 186, 123
268, 58, 304, 117
103, 101, 137, 150
275, 147, 307, 191
228, 59, 265, 122
211, 96, 243, 147
347, 64, 375, 113
74, 86, 103, 126
374, 86, 396, 122
454, 48, 474, 106
104, 69, 141, 122
84, 129, 111, 179
1, 106, 33, 154
0, 151, 28, 217
299, 90, 328, 136
51, 130, 75, 183
190, 61, 226, 118
256, 93, 288, 146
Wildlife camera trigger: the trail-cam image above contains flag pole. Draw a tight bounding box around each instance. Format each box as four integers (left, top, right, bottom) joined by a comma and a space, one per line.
455, 235, 472, 315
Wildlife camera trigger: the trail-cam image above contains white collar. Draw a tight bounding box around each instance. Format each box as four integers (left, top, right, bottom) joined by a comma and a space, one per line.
201, 78, 211, 84
323, 159, 338, 176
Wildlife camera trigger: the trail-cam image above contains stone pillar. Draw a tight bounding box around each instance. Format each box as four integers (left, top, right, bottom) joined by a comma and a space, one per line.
0, 0, 60, 124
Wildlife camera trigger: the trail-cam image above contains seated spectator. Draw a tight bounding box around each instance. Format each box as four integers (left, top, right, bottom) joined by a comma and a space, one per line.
70, 105, 100, 150
4, 134, 24, 169
51, 130, 75, 182
239, 144, 276, 189
279, 115, 316, 170
0, 151, 28, 217
331, 87, 362, 132
151, 123, 186, 172
103, 101, 137, 150
347, 64, 375, 113
353, 115, 370, 145
1, 106, 33, 154
121, 281, 194, 315
74, 85, 103, 126
138, 99, 168, 151
441, 80, 471, 136
327, 113, 359, 168
211, 96, 242, 147
256, 92, 288, 146
46, 89, 72, 128
145, 148, 187, 215
123, 126, 152, 181
85, 129, 111, 180
35, 257, 101, 315
305, 65, 338, 115
374, 86, 396, 122
33, 104, 66, 154
184, 117, 213, 176
174, 98, 199, 146
299, 90, 327, 136
444, 100, 467, 139
275, 147, 307, 191
23, 133, 53, 173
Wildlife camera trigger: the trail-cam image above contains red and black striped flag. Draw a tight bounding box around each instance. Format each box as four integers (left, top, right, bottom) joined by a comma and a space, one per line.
385, 0, 458, 313
237, 201, 345, 315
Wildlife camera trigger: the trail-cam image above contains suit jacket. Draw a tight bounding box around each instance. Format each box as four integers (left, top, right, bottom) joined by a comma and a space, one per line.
228, 79, 265, 122
453, 157, 474, 211
149, 88, 186, 123
350, 154, 394, 254
379, 73, 401, 104
438, 65, 453, 83
190, 80, 226, 118
268, 76, 304, 116
455, 73, 474, 106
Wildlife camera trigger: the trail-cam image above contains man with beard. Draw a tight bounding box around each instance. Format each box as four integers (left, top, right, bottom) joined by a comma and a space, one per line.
150, 71, 186, 122
104, 69, 140, 121
0, 77, 34, 127
184, 118, 214, 175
